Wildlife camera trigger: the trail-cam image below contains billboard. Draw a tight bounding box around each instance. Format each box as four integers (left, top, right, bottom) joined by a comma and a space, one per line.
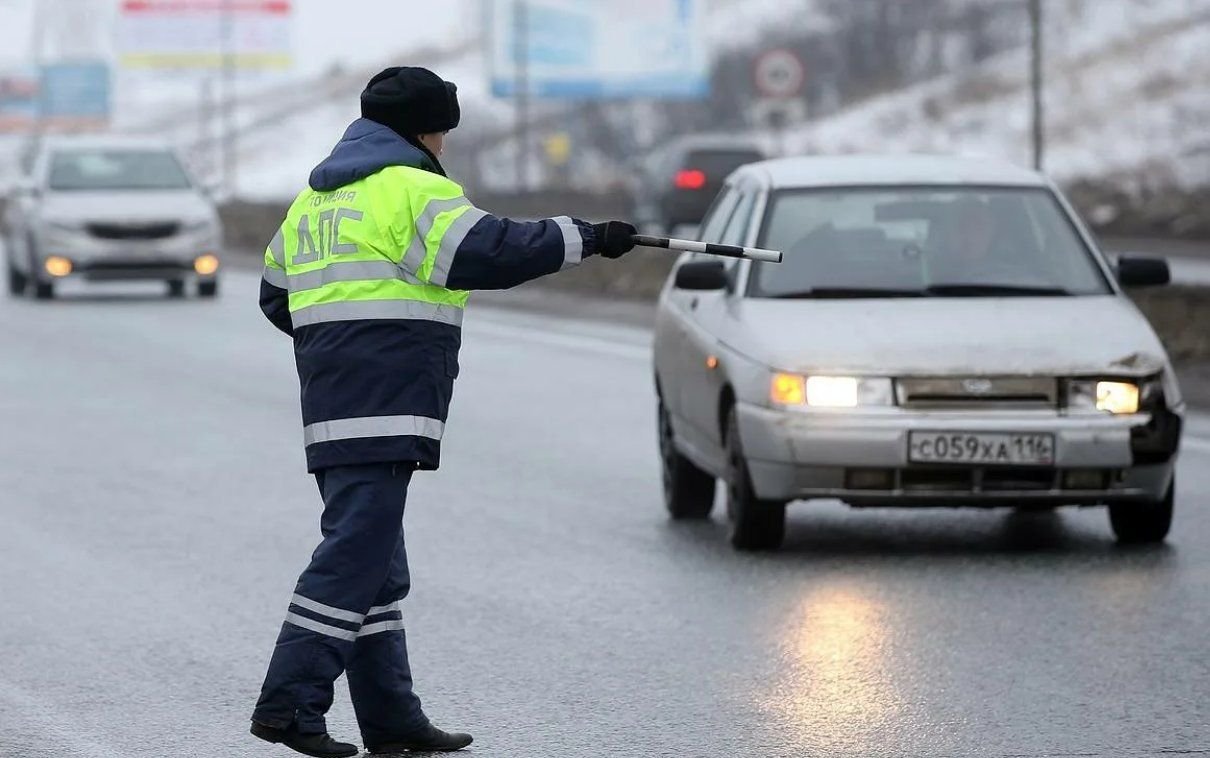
0, 63, 110, 133
116, 0, 293, 70
0, 68, 39, 132
40, 62, 111, 130
488, 0, 709, 99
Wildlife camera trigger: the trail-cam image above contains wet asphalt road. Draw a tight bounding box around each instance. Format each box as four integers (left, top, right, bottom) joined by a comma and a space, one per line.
2, 271, 1210, 758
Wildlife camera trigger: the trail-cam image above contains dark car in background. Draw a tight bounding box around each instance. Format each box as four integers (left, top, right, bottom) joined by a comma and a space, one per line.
633, 135, 765, 236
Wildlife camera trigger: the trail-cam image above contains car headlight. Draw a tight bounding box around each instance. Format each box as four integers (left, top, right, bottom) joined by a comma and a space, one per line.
1068, 380, 1141, 414
771, 373, 894, 408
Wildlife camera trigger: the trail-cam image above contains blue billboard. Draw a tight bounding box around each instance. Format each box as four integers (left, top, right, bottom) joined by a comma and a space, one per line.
0, 68, 39, 132
40, 62, 111, 128
488, 0, 709, 100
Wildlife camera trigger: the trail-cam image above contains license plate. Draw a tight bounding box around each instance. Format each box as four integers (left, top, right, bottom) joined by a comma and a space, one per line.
908, 432, 1055, 465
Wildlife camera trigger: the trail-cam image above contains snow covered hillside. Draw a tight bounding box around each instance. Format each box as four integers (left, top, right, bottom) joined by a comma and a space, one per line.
782, 0, 1210, 190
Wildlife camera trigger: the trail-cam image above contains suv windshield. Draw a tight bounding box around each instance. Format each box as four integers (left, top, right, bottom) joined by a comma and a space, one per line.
750, 187, 1111, 298
48, 149, 192, 191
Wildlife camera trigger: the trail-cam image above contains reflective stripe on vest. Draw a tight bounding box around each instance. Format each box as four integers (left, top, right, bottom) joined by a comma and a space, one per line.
428, 207, 490, 288
263, 264, 287, 288
291, 299, 464, 328
287, 260, 403, 293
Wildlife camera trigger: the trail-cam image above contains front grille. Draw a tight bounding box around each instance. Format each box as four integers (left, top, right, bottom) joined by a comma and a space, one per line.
897, 377, 1058, 409
902, 468, 973, 492
86, 222, 180, 241
982, 467, 1056, 491
846, 467, 1117, 494
79, 259, 189, 281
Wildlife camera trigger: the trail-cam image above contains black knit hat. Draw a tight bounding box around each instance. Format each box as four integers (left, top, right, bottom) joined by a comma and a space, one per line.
361, 67, 461, 138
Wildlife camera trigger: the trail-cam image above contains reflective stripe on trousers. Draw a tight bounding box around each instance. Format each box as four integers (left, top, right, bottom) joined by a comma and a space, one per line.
303, 415, 446, 447
283, 596, 406, 641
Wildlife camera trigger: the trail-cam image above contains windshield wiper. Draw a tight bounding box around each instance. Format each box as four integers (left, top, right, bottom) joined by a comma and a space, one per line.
769, 287, 927, 299
925, 283, 1075, 297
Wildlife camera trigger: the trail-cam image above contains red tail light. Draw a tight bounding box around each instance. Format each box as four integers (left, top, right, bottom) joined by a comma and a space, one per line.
674, 169, 707, 190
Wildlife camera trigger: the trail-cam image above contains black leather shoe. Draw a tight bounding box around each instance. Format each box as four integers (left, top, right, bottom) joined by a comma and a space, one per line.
251, 721, 360, 758
366, 723, 474, 753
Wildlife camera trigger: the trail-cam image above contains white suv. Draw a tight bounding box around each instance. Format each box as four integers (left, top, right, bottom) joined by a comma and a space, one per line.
3, 137, 223, 299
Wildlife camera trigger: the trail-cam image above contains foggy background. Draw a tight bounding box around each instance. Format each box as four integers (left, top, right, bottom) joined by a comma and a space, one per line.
2, 0, 1208, 232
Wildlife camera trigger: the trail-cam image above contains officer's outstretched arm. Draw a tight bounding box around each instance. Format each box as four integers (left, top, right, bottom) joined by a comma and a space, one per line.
421, 208, 597, 291
259, 229, 294, 336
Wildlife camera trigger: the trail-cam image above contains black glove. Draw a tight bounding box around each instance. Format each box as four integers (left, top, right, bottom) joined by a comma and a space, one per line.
591, 221, 638, 259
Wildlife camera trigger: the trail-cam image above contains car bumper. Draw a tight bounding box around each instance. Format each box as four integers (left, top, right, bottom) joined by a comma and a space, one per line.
736, 401, 1180, 505
34, 228, 221, 282
35, 250, 220, 282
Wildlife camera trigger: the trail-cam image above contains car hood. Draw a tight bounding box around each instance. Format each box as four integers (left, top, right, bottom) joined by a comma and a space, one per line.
725, 295, 1169, 377
39, 190, 216, 223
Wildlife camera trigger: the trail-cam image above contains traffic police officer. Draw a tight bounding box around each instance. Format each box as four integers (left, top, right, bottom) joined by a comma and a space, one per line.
250, 66, 637, 756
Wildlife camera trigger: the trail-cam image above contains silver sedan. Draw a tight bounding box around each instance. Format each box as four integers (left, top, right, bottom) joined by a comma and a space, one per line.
653, 155, 1184, 551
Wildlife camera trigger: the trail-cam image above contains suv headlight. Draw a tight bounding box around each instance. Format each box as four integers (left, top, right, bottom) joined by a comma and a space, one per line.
1067, 379, 1141, 414
771, 373, 894, 408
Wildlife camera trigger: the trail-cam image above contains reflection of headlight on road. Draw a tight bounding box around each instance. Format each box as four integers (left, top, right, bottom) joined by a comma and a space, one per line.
1068, 380, 1141, 414
771, 374, 894, 408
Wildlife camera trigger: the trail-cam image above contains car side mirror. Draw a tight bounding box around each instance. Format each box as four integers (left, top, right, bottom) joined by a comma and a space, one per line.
675, 260, 728, 291
1116, 256, 1170, 288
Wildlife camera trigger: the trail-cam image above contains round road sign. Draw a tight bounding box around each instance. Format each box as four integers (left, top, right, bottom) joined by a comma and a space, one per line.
754, 48, 806, 99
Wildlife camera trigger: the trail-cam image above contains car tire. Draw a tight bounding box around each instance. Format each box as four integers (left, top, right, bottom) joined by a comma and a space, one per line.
198, 280, 219, 298
6, 258, 26, 296
1109, 481, 1174, 545
33, 280, 55, 300
658, 398, 715, 519
167, 279, 186, 298
725, 406, 786, 552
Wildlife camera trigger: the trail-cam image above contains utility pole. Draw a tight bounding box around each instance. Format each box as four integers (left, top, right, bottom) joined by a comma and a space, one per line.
31, 0, 45, 142
1029, 0, 1044, 170
221, 0, 237, 197
514, 0, 530, 191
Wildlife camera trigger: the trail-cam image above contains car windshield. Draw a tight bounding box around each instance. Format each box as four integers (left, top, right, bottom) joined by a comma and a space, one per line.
750, 186, 1111, 298
685, 148, 763, 177
48, 149, 192, 191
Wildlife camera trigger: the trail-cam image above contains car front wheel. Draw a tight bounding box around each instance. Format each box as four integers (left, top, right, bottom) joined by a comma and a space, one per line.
6, 257, 26, 296
658, 398, 715, 519
198, 280, 219, 298
725, 406, 786, 551
1109, 481, 1174, 545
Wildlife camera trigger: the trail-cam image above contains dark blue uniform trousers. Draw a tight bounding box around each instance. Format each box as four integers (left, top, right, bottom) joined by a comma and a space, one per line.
253, 463, 428, 744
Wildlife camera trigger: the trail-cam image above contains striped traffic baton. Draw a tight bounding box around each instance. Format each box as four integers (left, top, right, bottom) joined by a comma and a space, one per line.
631, 235, 783, 264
